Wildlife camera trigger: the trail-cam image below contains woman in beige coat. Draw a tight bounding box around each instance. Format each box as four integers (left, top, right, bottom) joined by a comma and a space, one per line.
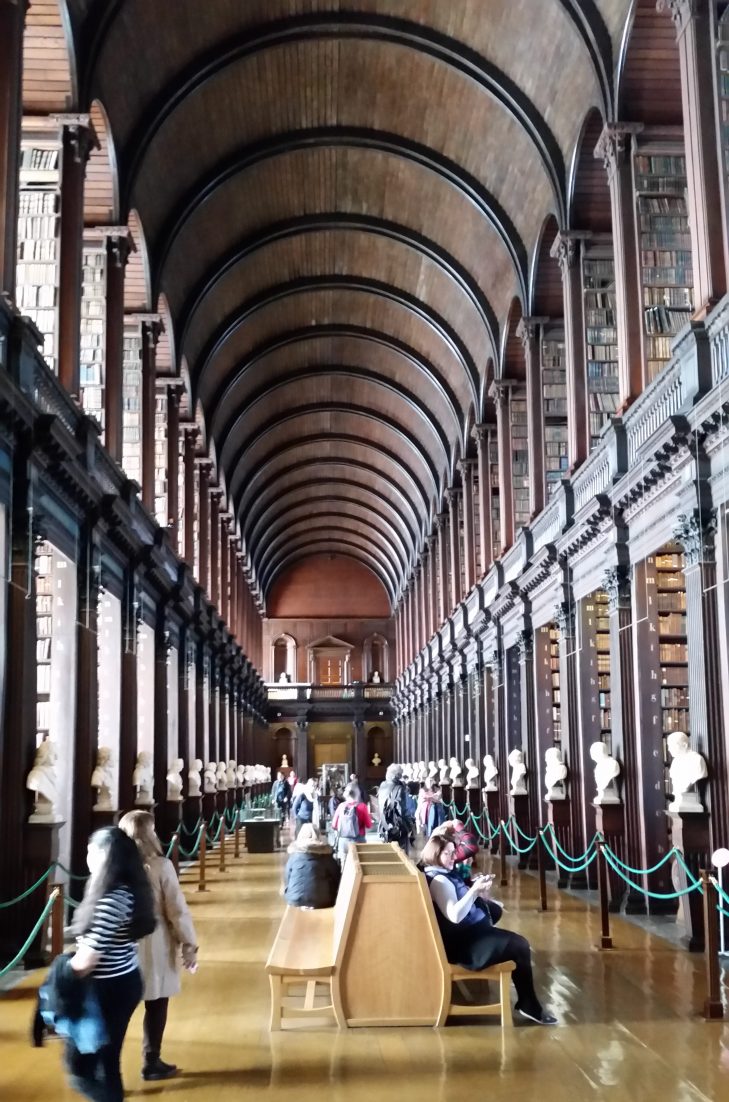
119, 811, 197, 1082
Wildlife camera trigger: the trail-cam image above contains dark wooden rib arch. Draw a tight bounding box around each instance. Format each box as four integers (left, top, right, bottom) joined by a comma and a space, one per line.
257, 514, 404, 588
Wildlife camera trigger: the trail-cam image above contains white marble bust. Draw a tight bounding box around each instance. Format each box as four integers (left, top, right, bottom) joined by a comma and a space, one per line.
482, 754, 498, 792
418, 760, 428, 782
226, 759, 237, 788
427, 760, 438, 781
438, 758, 449, 785
188, 758, 203, 797
216, 761, 228, 791
667, 731, 708, 813
544, 746, 568, 802
203, 761, 217, 794
590, 742, 621, 805
91, 746, 115, 812
132, 751, 153, 806
27, 739, 61, 823
402, 762, 413, 783
236, 764, 245, 787
166, 758, 184, 802
508, 748, 527, 796
449, 756, 464, 787
465, 757, 479, 789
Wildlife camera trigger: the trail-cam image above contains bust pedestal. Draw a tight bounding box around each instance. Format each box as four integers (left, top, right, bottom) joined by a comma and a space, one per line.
594, 803, 626, 912
547, 799, 575, 888
91, 807, 117, 832
467, 786, 481, 818
24, 820, 65, 967
183, 793, 202, 836
666, 810, 710, 951
201, 792, 217, 823
484, 789, 501, 853
441, 783, 452, 811
159, 798, 183, 844
215, 790, 227, 816
508, 793, 531, 870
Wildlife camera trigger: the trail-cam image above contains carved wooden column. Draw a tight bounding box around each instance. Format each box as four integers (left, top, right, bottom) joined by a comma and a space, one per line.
406, 579, 415, 664
459, 458, 476, 593
229, 538, 238, 638
119, 574, 139, 813
198, 462, 210, 592
517, 626, 539, 846
674, 511, 729, 849
436, 511, 449, 624
517, 317, 547, 517
220, 517, 229, 625
426, 533, 438, 637
658, 0, 726, 312
195, 645, 208, 765
71, 521, 100, 878
153, 609, 170, 817
412, 566, 422, 656
445, 486, 462, 610
210, 490, 220, 609
556, 595, 586, 881
57, 117, 97, 397
472, 424, 494, 575
551, 232, 590, 468
419, 546, 430, 645
182, 427, 196, 568
140, 317, 162, 512
0, 0, 26, 298
104, 231, 132, 463
594, 123, 644, 402
166, 386, 180, 537
490, 381, 514, 552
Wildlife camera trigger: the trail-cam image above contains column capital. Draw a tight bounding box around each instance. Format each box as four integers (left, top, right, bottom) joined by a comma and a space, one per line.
488, 378, 513, 407
444, 485, 462, 507
434, 510, 449, 531
457, 456, 476, 475
656, 0, 695, 35
472, 420, 496, 444
549, 230, 590, 274
516, 315, 548, 348
554, 600, 575, 637
673, 510, 717, 567
52, 113, 99, 163
515, 628, 533, 662
603, 565, 631, 612
594, 122, 644, 181
426, 532, 438, 552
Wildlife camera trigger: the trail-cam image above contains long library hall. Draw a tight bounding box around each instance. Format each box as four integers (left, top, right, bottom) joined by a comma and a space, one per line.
4, 1, 729, 1100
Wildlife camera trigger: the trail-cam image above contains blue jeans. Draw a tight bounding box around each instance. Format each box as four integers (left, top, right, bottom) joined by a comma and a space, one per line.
65, 968, 143, 1102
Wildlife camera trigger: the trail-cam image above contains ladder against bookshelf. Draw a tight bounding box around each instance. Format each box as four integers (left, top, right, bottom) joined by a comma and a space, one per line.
154, 390, 168, 527
719, 12, 729, 242
489, 434, 501, 560
80, 233, 107, 432
549, 624, 561, 746
594, 590, 611, 748
510, 390, 530, 533
582, 239, 619, 450
35, 541, 54, 746
541, 327, 568, 499
16, 121, 62, 374
633, 140, 694, 384
122, 321, 143, 486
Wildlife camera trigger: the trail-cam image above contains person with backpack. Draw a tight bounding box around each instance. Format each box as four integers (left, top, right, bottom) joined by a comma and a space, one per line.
331, 782, 373, 863
271, 772, 292, 827
291, 777, 317, 837
377, 764, 414, 852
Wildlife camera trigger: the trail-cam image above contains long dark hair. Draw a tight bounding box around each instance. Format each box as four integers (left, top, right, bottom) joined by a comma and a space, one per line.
72, 826, 156, 939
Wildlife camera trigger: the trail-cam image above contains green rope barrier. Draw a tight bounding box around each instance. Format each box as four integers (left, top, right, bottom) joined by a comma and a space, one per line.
52, 863, 89, 880
179, 825, 204, 860
511, 818, 537, 844
543, 824, 600, 864
602, 846, 700, 900
206, 818, 224, 846
468, 810, 498, 844
483, 811, 500, 836
0, 867, 54, 909
450, 804, 470, 819
600, 844, 678, 877
165, 834, 178, 859
501, 819, 538, 856
180, 817, 202, 837
0, 892, 58, 978
672, 850, 704, 890
540, 830, 598, 874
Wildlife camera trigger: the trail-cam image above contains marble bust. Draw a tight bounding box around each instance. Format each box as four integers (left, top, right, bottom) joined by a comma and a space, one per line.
590, 742, 621, 805
465, 757, 479, 789
449, 756, 464, 787
27, 739, 61, 823
132, 751, 153, 806
417, 760, 428, 783
188, 758, 203, 797
236, 764, 245, 787
91, 746, 115, 812
438, 758, 449, 785
166, 758, 184, 802
482, 754, 498, 792
427, 760, 438, 781
667, 731, 708, 813
203, 761, 217, 794
226, 759, 237, 788
402, 762, 413, 782
216, 761, 228, 791
544, 746, 568, 802
508, 748, 527, 796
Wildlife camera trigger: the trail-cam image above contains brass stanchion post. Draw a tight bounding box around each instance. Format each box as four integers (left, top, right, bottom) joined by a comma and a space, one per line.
597, 842, 613, 950
537, 830, 548, 912
219, 818, 226, 872
499, 822, 508, 887
50, 885, 64, 959
198, 824, 207, 892
702, 871, 723, 1020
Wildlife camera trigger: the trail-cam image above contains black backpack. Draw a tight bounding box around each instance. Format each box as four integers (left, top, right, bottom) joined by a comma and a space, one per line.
378, 784, 406, 842
339, 802, 360, 840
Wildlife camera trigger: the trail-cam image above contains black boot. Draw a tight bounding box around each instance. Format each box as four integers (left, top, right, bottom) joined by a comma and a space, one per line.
142, 1056, 178, 1081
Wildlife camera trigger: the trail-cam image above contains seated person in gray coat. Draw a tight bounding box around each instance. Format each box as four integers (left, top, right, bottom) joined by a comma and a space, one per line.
283, 824, 341, 909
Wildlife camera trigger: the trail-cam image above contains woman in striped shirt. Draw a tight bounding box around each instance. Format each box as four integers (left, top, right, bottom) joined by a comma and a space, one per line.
66, 826, 156, 1102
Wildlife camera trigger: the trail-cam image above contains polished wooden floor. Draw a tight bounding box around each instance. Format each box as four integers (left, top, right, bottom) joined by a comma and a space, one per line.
2, 838, 729, 1101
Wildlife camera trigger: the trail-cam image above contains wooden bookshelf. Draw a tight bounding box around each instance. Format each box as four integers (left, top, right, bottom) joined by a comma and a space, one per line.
510, 390, 529, 533
719, 13, 729, 242
633, 142, 694, 383
594, 590, 611, 747
472, 467, 481, 575
582, 240, 619, 450
16, 127, 61, 374
549, 625, 561, 746
79, 235, 106, 433
541, 327, 568, 499
35, 541, 54, 746
193, 465, 201, 582
122, 321, 143, 485
534, 623, 560, 756
177, 431, 186, 557
656, 551, 689, 765
489, 435, 501, 560
154, 390, 167, 527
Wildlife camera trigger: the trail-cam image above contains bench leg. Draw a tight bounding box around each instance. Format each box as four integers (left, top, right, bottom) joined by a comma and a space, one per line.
499, 971, 513, 1028
269, 974, 283, 1031
304, 980, 317, 1012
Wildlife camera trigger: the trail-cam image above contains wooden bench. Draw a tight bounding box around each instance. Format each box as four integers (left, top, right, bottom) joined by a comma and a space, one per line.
265, 842, 515, 1029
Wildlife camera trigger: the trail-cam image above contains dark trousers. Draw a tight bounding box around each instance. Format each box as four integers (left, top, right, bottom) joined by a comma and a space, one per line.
143, 997, 169, 1061
483, 928, 541, 1016
294, 817, 310, 837
65, 968, 142, 1102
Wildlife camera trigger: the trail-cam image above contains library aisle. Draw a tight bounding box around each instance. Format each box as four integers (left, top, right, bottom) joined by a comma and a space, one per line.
2, 849, 729, 1101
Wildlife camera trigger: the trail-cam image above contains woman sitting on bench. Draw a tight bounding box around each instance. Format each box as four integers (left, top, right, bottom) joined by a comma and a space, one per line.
421, 833, 557, 1026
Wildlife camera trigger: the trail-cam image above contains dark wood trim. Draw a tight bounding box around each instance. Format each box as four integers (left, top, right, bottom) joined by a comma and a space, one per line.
259, 523, 399, 595
266, 540, 396, 604
258, 516, 402, 591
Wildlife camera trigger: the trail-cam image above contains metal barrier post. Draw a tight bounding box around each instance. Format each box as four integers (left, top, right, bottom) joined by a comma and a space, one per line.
537, 830, 548, 912
219, 818, 227, 872
499, 822, 508, 887
597, 842, 613, 950
702, 871, 723, 1020
198, 825, 207, 892
50, 885, 64, 959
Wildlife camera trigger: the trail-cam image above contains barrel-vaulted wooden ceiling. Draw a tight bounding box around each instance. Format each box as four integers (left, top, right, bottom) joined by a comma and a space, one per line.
50, 0, 642, 607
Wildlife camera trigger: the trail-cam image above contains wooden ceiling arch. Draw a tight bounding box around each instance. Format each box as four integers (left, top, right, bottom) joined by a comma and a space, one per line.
262, 536, 398, 605
267, 547, 395, 611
